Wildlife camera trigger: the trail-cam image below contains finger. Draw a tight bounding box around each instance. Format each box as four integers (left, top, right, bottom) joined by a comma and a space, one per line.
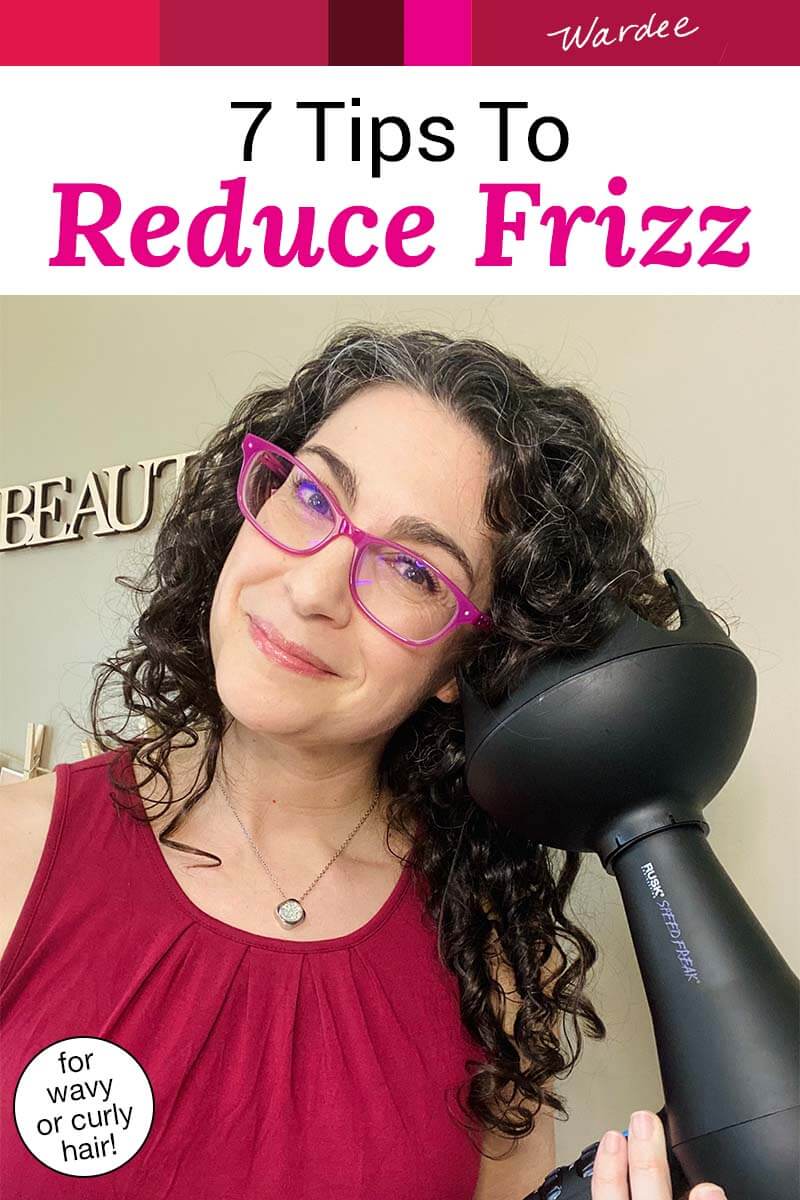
626, 1110, 672, 1198
688, 1186, 727, 1199
590, 1128, 629, 1200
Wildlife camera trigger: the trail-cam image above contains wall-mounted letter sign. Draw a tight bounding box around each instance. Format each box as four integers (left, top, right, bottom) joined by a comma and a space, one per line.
0, 452, 198, 551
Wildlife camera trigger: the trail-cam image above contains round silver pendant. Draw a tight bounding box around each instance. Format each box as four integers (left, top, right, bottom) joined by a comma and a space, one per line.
275, 898, 306, 930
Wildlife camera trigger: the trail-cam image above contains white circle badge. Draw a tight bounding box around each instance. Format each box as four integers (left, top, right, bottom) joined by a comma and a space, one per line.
13, 1036, 154, 1177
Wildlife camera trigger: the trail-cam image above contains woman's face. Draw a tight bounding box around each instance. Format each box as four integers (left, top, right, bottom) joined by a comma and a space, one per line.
209, 384, 495, 749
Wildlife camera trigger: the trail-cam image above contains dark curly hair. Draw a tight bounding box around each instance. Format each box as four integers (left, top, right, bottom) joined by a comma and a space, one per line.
73, 324, 681, 1160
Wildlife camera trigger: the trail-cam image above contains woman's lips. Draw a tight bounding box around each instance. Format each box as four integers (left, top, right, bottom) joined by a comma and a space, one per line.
247, 615, 335, 678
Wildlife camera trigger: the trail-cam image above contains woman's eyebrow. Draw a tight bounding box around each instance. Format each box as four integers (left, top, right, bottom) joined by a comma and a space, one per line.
303, 443, 360, 507
302, 442, 476, 590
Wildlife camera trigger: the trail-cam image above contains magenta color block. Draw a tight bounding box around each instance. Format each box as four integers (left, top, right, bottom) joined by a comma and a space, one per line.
161, 0, 328, 65
404, 0, 471, 64
0, 0, 158, 64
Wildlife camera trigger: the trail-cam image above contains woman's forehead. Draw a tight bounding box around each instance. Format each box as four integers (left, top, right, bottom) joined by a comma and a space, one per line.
306, 391, 495, 595
311, 386, 492, 480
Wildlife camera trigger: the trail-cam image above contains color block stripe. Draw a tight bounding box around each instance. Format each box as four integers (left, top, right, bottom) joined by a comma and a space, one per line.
2, 0, 797, 65
404, 0, 471, 65
329, 0, 404, 64
161, 0, 328, 65
0, 0, 158, 64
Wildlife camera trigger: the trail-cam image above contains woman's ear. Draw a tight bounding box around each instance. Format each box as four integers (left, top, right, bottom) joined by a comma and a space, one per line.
434, 676, 460, 705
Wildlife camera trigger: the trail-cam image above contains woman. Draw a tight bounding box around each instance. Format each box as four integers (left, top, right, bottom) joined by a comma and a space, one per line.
0, 327, 727, 1200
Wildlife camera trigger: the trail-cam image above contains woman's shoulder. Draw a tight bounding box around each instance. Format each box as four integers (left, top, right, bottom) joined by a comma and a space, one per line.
0, 771, 59, 965
0, 770, 59, 857
0, 753, 131, 970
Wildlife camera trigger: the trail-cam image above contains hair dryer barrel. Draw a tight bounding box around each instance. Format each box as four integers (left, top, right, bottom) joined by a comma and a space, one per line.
611, 824, 800, 1198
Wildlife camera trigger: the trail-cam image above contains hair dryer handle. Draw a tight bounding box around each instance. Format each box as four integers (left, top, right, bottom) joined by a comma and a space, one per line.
520, 1108, 690, 1200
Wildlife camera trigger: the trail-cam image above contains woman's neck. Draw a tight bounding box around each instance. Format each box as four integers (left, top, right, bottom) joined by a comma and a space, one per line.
134, 730, 409, 869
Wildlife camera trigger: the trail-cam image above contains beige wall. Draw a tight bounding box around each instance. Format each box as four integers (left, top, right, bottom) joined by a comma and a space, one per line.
1, 296, 798, 1165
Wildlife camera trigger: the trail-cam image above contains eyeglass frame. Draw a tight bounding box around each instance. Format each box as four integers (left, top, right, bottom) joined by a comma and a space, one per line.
235, 433, 494, 648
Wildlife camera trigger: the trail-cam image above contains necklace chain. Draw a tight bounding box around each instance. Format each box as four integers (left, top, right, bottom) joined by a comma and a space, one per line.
217, 771, 382, 904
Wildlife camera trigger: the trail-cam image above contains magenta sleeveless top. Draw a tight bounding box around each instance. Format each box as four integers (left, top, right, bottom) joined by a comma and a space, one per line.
0, 749, 488, 1199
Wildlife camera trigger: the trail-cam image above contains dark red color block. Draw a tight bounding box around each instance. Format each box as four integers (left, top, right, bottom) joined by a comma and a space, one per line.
161, 0, 328, 65
0, 0, 158, 64
473, 0, 800, 65
329, 0, 404, 64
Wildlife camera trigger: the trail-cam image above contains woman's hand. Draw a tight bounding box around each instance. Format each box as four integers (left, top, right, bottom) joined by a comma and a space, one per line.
592, 1110, 727, 1200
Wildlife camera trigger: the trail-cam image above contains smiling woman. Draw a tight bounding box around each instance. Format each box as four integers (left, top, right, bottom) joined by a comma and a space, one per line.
0, 325, 682, 1200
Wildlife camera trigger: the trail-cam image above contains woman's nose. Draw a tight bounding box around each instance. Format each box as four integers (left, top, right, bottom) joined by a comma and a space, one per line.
282, 535, 355, 617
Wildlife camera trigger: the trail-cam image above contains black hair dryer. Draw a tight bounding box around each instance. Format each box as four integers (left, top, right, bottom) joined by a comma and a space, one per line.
459, 569, 799, 1200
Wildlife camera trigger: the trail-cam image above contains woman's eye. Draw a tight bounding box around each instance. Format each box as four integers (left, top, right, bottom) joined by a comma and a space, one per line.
393, 555, 440, 593
295, 480, 331, 515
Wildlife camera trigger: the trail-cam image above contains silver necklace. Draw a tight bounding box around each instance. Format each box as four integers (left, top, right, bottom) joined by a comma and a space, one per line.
217, 772, 382, 931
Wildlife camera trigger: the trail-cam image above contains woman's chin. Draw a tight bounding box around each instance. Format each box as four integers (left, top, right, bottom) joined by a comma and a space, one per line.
216, 668, 319, 729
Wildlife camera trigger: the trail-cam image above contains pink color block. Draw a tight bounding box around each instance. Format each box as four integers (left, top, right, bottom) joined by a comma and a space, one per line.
404, 0, 471, 64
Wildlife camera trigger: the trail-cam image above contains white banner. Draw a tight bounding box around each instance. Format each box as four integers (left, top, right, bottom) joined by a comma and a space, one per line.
0, 65, 797, 294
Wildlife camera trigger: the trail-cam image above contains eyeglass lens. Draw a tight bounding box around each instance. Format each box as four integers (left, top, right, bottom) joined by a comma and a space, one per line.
242, 448, 460, 641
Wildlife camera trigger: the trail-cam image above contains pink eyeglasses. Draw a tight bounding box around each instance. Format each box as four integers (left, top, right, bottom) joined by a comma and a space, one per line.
236, 433, 494, 648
